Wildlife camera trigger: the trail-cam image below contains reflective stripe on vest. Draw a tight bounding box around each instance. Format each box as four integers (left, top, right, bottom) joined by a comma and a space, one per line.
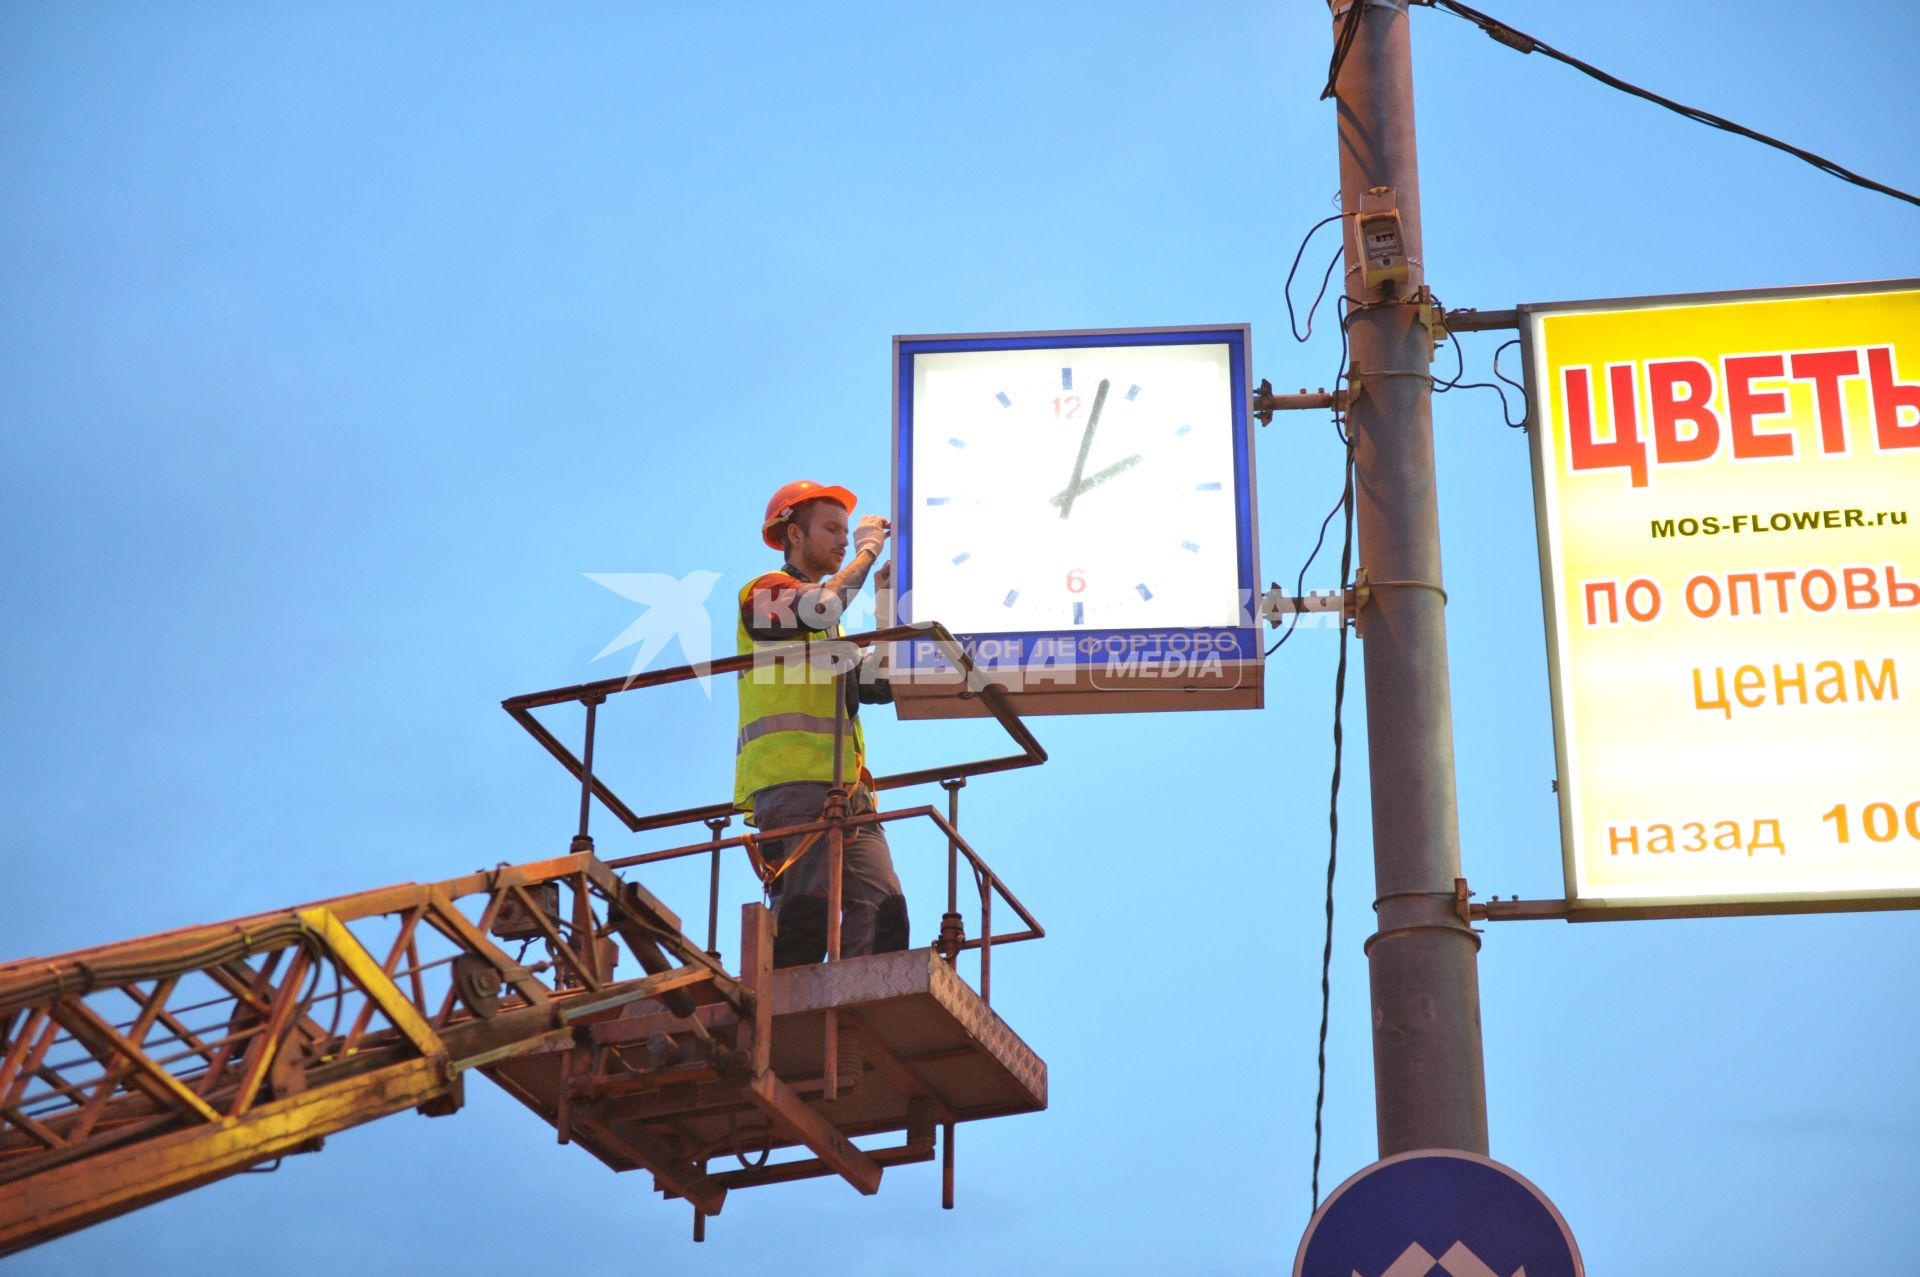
732, 574, 865, 823
737, 710, 843, 753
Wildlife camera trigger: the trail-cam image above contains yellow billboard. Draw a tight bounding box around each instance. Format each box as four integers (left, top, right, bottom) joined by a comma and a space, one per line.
1522, 279, 1920, 915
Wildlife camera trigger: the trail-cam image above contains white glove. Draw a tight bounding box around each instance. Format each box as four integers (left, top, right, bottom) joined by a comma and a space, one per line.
853, 515, 890, 558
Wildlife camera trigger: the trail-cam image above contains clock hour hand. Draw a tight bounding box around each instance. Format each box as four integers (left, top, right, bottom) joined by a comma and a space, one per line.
1050, 452, 1143, 509
1059, 377, 1111, 519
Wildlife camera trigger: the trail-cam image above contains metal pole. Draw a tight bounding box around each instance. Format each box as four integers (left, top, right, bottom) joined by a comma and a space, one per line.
978, 874, 991, 1006
575, 695, 601, 845
941, 777, 964, 966
1329, 0, 1489, 1156
705, 816, 729, 959
941, 1120, 956, 1210
823, 642, 846, 1101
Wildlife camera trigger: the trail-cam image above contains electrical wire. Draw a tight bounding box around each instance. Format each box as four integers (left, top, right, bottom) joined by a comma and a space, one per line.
1320, 0, 1367, 100
1305, 246, 1348, 345
1265, 465, 1351, 657
1431, 325, 1468, 392
1431, 334, 1528, 428
1414, 0, 1920, 209
0, 919, 311, 1013
1447, 378, 1520, 426
1268, 264, 1365, 1202
1424, 299, 1529, 428
1492, 338, 1528, 428
1268, 276, 1360, 659
1310, 444, 1357, 1211
1284, 214, 1348, 342
729, 1109, 772, 1170
1331, 295, 1355, 446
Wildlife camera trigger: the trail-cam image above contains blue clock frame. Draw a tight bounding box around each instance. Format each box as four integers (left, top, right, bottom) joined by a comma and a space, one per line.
890, 324, 1261, 715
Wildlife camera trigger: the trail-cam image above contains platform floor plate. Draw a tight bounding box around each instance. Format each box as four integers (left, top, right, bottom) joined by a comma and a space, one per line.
484, 947, 1044, 1184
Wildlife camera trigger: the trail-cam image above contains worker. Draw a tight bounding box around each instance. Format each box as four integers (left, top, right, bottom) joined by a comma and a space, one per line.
735, 479, 906, 968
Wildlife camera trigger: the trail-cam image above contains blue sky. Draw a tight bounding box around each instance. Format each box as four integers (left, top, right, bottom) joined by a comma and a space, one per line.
3, 3, 1915, 1273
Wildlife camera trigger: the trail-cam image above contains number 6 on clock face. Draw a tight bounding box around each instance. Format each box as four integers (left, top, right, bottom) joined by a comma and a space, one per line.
891, 326, 1261, 716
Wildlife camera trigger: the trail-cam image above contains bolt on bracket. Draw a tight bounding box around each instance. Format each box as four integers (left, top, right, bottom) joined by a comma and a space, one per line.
1259, 583, 1356, 633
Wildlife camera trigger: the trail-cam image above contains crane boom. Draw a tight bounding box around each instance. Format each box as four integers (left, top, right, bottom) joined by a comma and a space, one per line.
0, 851, 734, 1254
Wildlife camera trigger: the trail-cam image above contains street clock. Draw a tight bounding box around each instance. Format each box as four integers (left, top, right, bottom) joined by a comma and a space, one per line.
888, 326, 1261, 718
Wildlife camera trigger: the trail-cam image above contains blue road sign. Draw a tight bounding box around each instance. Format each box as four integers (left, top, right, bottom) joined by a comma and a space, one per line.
1294, 1149, 1582, 1277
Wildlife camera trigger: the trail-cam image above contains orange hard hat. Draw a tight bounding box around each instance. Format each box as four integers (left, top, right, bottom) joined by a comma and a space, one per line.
761, 480, 857, 550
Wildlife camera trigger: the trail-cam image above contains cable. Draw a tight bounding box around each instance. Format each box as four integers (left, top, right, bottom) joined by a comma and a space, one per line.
729, 1109, 772, 1169
1268, 284, 1360, 658
1310, 444, 1357, 1211
1331, 295, 1355, 446
1492, 338, 1528, 428
1304, 245, 1347, 344
1431, 335, 1528, 428
1436, 375, 1523, 429
0, 919, 312, 1014
1320, 0, 1367, 100
1285, 214, 1348, 342
1266, 466, 1351, 657
1414, 0, 1920, 209
1430, 326, 1468, 392
1425, 304, 1529, 428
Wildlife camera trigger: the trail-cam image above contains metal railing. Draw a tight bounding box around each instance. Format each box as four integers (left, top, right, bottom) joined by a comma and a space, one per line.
500, 621, 1049, 1005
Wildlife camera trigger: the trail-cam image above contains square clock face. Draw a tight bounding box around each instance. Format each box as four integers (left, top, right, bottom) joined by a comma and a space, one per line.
892, 326, 1260, 716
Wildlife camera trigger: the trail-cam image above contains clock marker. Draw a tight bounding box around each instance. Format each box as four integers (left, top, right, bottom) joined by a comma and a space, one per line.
949, 437, 967, 449
995, 391, 1011, 408
1125, 384, 1140, 401
951, 552, 972, 566
1181, 540, 1201, 553
1072, 601, 1085, 625
925, 496, 951, 506
1135, 583, 1153, 600
1061, 367, 1073, 390
1195, 481, 1222, 491
1003, 589, 1019, 608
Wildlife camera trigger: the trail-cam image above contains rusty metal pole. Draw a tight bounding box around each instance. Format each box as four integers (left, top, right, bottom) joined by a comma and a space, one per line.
573, 695, 601, 850
822, 641, 847, 1100
978, 875, 992, 1007
1328, 0, 1489, 1156
940, 777, 964, 966
941, 1120, 956, 1210
704, 816, 729, 960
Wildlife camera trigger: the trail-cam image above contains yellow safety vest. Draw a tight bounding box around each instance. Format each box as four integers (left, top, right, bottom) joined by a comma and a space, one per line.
733, 573, 867, 824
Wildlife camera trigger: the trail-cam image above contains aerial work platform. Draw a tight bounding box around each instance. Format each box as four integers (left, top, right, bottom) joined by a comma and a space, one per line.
494, 621, 1051, 1231
0, 623, 1048, 1251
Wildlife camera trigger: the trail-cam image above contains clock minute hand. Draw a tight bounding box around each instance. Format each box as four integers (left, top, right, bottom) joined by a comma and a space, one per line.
1059, 377, 1110, 520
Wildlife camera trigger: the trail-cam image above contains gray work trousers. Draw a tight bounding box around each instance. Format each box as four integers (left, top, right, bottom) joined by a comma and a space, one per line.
754, 782, 908, 966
